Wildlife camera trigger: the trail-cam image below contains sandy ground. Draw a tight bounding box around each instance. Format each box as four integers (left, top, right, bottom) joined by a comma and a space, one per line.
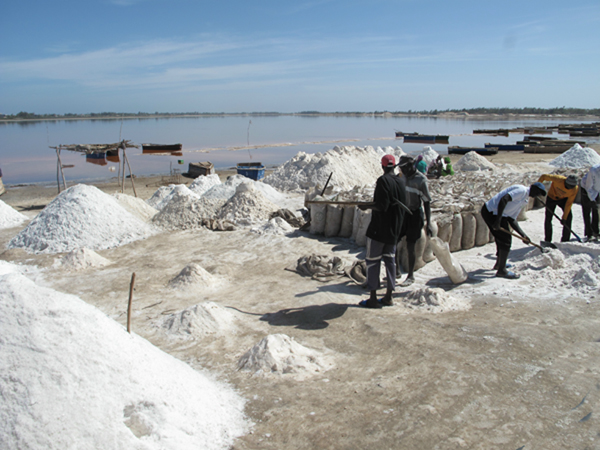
2, 150, 600, 449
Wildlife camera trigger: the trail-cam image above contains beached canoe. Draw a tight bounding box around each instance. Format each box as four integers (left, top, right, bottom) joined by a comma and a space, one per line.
396, 132, 449, 144
141, 143, 183, 152
484, 143, 525, 151
448, 146, 498, 155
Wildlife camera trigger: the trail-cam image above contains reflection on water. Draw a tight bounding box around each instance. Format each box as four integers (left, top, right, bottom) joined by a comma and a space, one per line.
1, 116, 597, 185
85, 153, 107, 166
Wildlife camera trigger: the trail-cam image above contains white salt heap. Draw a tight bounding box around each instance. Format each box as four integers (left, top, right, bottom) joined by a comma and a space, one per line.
161, 302, 236, 338
147, 184, 200, 211
0, 263, 249, 450
152, 189, 225, 230
217, 182, 280, 226
418, 146, 440, 165
264, 145, 405, 192
189, 173, 222, 196
8, 184, 155, 254
549, 144, 600, 168
251, 217, 295, 235
54, 247, 112, 271
454, 151, 497, 172
403, 287, 471, 313
168, 263, 223, 290
114, 192, 158, 222
238, 334, 333, 378
0, 199, 28, 228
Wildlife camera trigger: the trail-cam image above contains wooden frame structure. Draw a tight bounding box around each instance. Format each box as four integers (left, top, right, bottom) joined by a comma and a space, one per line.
50, 140, 139, 197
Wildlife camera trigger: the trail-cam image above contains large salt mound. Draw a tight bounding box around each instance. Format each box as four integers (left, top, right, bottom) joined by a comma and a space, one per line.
55, 247, 112, 270
238, 334, 333, 377
0, 266, 248, 450
217, 182, 280, 226
454, 151, 497, 171
152, 189, 226, 230
0, 199, 28, 228
8, 184, 155, 254
161, 302, 236, 338
114, 192, 158, 222
189, 173, 222, 196
418, 146, 440, 165
147, 184, 200, 211
549, 144, 600, 168
263, 145, 405, 192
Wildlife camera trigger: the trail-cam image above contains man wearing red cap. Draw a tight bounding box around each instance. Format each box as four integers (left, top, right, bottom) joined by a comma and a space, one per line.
358, 154, 406, 308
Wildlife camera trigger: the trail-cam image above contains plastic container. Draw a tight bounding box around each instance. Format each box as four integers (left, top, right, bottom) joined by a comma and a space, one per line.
236, 162, 265, 180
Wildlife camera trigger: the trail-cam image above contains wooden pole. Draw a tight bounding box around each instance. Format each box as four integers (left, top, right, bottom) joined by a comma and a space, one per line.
57, 149, 68, 191
127, 272, 136, 333
56, 149, 61, 194
123, 149, 137, 198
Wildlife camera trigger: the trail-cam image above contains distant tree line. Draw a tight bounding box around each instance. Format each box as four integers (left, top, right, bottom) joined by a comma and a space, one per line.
1, 107, 599, 121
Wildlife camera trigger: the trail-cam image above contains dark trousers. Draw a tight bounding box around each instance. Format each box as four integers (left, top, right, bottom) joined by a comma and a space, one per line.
544, 196, 572, 242
581, 189, 600, 238
481, 204, 511, 252
365, 238, 397, 292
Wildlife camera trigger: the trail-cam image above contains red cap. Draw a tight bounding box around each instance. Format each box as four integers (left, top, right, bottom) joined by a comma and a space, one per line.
381, 154, 395, 167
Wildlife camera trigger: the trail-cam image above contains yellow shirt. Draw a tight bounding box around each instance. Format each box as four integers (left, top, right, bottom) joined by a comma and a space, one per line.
537, 174, 578, 219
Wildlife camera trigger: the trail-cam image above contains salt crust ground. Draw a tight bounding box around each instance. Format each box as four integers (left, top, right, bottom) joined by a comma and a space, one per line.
1, 145, 600, 449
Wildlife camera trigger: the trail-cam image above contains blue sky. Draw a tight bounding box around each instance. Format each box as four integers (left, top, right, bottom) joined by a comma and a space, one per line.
1, 0, 599, 114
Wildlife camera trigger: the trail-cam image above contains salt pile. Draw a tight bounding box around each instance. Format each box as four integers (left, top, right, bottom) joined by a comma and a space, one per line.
147, 184, 199, 211
161, 302, 236, 338
152, 189, 226, 230
264, 145, 405, 192
168, 263, 223, 289
418, 146, 440, 164
0, 199, 28, 228
454, 151, 497, 171
238, 334, 333, 377
0, 264, 249, 450
403, 287, 471, 313
114, 192, 158, 222
250, 217, 295, 235
55, 247, 111, 270
8, 184, 155, 254
549, 144, 600, 168
217, 182, 280, 226
189, 173, 222, 196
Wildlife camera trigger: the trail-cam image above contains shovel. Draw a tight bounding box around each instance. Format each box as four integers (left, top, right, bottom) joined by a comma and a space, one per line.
500, 228, 552, 253
537, 198, 583, 243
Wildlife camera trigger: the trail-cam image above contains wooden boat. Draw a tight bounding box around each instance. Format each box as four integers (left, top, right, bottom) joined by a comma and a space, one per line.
396, 132, 449, 144
85, 152, 107, 166
473, 128, 510, 136
448, 146, 498, 155
141, 143, 183, 153
484, 143, 525, 151
183, 161, 214, 179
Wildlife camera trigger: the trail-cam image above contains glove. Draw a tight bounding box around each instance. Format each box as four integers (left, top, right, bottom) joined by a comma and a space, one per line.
522, 236, 531, 245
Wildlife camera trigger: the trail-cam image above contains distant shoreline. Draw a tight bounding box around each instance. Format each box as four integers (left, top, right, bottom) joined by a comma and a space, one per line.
2, 112, 600, 123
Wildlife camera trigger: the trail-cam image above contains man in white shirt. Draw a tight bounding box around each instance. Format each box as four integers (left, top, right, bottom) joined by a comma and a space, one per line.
581, 164, 600, 240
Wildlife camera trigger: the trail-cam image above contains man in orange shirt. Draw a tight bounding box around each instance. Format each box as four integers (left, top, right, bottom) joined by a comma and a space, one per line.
537, 174, 578, 243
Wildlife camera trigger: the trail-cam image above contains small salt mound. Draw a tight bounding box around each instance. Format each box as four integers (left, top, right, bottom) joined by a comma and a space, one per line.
161, 302, 236, 338
168, 263, 222, 289
518, 248, 565, 271
0, 268, 248, 450
152, 191, 226, 230
147, 184, 200, 212
403, 287, 471, 313
250, 217, 295, 235
0, 199, 28, 228
55, 248, 111, 270
8, 184, 155, 254
238, 334, 333, 377
114, 193, 158, 222
418, 146, 440, 165
454, 151, 497, 171
549, 144, 600, 168
217, 182, 280, 226
189, 174, 222, 196
263, 145, 405, 192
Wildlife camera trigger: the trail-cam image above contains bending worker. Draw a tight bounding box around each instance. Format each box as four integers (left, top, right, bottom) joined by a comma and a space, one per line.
481, 182, 547, 279
581, 163, 600, 240
358, 154, 406, 308
537, 174, 578, 243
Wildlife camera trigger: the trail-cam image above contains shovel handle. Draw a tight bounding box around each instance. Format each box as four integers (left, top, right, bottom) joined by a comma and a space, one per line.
500, 228, 544, 251
537, 198, 583, 242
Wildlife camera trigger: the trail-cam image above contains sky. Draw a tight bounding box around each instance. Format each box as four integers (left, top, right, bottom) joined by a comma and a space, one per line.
1, 0, 599, 114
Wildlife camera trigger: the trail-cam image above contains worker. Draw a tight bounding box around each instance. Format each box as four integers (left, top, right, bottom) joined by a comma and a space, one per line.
427, 155, 443, 179
358, 154, 406, 308
537, 174, 578, 243
396, 155, 433, 287
481, 182, 547, 279
414, 155, 428, 174
441, 156, 454, 176
580, 164, 600, 240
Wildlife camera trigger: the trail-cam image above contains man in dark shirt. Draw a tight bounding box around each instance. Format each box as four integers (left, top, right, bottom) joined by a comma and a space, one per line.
358, 154, 406, 308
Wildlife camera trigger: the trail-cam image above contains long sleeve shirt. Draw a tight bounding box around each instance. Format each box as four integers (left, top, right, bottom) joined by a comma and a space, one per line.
537, 174, 578, 219
581, 164, 600, 201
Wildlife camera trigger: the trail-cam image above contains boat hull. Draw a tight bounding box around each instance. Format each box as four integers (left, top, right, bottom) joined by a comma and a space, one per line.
448, 146, 498, 155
